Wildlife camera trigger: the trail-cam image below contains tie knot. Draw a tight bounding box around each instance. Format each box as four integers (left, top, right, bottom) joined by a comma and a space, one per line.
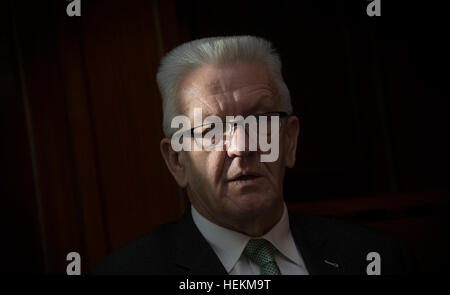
243, 239, 281, 275
244, 239, 277, 259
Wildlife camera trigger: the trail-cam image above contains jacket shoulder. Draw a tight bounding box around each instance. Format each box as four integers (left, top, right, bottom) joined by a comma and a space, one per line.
294, 213, 398, 243
89, 220, 178, 275
290, 213, 418, 274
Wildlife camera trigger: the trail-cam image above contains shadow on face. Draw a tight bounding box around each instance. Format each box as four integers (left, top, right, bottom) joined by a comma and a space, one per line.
160, 61, 300, 233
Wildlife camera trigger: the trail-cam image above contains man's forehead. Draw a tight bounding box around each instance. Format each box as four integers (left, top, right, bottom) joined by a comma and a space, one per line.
178, 62, 280, 117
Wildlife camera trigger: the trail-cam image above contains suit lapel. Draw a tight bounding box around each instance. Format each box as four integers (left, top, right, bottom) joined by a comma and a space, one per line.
174, 208, 228, 275
289, 213, 345, 275
172, 209, 346, 275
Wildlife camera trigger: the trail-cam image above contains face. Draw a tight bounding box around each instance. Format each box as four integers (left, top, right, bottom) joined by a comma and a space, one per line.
161, 61, 299, 230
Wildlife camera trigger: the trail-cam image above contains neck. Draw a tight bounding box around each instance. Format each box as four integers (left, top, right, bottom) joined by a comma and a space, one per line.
232, 208, 284, 237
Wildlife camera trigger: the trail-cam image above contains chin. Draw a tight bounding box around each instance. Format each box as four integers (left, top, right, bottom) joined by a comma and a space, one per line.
228, 192, 279, 217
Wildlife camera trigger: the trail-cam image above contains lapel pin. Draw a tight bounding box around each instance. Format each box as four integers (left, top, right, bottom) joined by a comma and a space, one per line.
324, 259, 339, 268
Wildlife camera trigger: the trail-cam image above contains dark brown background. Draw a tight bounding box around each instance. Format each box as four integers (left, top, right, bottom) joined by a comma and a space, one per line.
1, 0, 449, 274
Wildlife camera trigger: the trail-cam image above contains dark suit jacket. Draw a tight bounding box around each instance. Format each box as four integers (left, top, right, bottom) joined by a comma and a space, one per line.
90, 208, 418, 275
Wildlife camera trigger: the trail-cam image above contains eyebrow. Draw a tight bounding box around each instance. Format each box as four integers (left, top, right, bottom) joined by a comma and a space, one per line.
196, 94, 278, 119
243, 95, 278, 115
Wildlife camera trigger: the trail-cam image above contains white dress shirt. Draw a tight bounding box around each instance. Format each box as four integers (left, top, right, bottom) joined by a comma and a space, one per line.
191, 204, 309, 275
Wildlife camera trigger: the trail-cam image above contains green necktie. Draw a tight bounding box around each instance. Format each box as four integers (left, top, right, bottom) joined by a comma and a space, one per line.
243, 239, 281, 275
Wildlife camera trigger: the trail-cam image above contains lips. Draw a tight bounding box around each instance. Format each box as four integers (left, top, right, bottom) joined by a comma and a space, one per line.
228, 172, 263, 182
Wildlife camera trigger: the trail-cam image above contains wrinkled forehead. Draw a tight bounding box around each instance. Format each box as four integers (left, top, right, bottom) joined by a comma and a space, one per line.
178, 62, 281, 119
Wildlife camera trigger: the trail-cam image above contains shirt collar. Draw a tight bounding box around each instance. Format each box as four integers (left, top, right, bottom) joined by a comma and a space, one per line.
191, 203, 302, 273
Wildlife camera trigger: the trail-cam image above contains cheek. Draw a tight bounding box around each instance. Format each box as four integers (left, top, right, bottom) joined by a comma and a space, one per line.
277, 132, 290, 165
206, 151, 227, 183
265, 161, 284, 183
188, 151, 227, 188
184, 153, 206, 189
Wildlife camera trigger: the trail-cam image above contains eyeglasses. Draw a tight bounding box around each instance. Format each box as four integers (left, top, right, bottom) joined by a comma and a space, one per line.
188, 111, 289, 150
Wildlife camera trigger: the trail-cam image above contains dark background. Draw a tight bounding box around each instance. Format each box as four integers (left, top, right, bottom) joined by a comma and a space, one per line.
1, 0, 449, 274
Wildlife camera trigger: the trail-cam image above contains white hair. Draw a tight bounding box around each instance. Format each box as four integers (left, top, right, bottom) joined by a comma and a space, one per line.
156, 35, 292, 137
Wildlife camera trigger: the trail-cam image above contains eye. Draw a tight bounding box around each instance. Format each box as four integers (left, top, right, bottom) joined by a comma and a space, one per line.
201, 123, 215, 136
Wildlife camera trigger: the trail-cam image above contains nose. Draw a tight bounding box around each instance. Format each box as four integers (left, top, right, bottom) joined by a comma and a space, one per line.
226, 124, 251, 158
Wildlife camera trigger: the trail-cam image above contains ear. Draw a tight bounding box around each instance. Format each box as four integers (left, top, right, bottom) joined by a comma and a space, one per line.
284, 116, 300, 168
160, 138, 188, 187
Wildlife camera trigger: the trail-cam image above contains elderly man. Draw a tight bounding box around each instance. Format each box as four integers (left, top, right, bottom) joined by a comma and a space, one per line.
91, 36, 417, 275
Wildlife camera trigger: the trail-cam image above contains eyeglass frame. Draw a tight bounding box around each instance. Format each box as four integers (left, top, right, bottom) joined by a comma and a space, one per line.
185, 111, 290, 146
